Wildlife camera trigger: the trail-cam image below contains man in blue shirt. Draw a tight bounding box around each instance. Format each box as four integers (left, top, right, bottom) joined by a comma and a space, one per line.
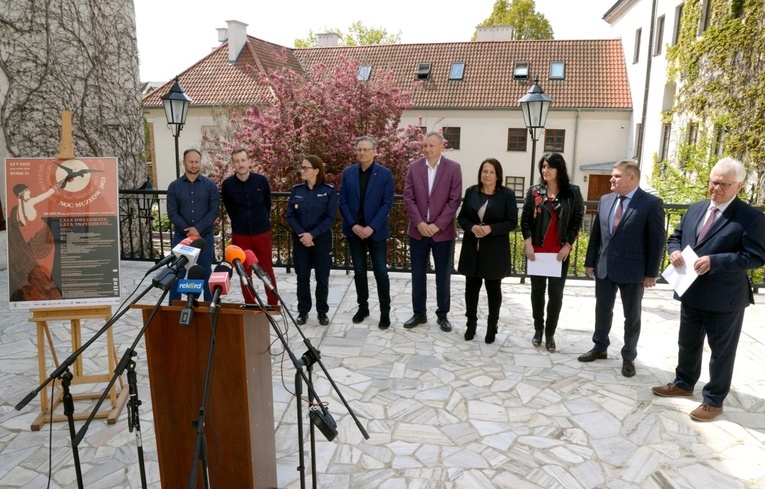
166, 148, 220, 302
221, 148, 278, 306
339, 136, 394, 329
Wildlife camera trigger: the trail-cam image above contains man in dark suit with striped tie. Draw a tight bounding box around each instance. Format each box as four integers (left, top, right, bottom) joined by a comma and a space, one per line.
652, 157, 765, 422
579, 160, 666, 377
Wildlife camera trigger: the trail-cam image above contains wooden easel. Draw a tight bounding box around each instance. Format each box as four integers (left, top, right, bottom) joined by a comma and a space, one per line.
28, 305, 129, 431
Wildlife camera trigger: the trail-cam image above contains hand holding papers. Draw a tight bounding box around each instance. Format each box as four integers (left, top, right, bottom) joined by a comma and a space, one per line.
661, 245, 699, 297
527, 253, 563, 278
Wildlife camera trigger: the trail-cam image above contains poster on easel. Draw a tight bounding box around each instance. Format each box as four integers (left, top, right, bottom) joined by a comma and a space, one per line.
4, 157, 121, 309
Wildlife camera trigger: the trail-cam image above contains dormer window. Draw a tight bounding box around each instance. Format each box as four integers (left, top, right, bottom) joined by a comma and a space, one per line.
549, 61, 565, 80
448, 62, 465, 80
416, 62, 432, 81
514, 61, 530, 80
357, 65, 372, 81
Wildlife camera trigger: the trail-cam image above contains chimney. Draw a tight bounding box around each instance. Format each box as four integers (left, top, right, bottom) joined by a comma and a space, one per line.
217, 27, 228, 43
475, 25, 514, 41
224, 20, 248, 64
316, 32, 340, 47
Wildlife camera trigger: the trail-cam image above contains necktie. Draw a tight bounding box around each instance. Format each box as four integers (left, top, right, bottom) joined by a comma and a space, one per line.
697, 207, 719, 241
612, 195, 626, 233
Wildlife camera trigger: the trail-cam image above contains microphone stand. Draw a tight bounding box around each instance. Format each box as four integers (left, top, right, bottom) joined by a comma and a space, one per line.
245, 274, 370, 489
14, 267, 177, 489
187, 304, 221, 489
73, 267, 178, 487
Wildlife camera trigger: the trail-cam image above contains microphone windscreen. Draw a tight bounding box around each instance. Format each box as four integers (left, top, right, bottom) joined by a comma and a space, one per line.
187, 264, 206, 280
188, 238, 207, 251
243, 249, 257, 268
224, 245, 246, 264
213, 263, 233, 275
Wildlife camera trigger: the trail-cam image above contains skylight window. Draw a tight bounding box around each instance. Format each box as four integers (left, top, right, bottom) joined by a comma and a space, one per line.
416, 62, 432, 81
448, 62, 465, 80
549, 61, 565, 80
357, 65, 372, 81
514, 61, 530, 79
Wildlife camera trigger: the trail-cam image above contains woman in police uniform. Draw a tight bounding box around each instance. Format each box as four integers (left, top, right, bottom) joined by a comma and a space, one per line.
287, 155, 338, 325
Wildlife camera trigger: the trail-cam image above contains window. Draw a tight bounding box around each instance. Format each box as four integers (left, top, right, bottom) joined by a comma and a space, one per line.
654, 16, 665, 55
514, 61, 530, 80
417, 126, 427, 135
357, 65, 372, 81
448, 62, 465, 80
698, 0, 711, 35
731, 0, 744, 18
633, 28, 642, 64
672, 4, 684, 46
505, 176, 525, 195
507, 128, 527, 151
687, 122, 699, 147
443, 127, 461, 150
549, 61, 565, 80
543, 129, 565, 152
634, 123, 644, 161
659, 123, 671, 161
713, 126, 726, 156
416, 63, 432, 81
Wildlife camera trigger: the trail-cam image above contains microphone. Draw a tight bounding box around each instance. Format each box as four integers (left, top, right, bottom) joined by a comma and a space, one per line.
168, 238, 206, 273
224, 245, 248, 281
244, 249, 274, 291
145, 237, 195, 274
208, 263, 232, 312
177, 264, 205, 327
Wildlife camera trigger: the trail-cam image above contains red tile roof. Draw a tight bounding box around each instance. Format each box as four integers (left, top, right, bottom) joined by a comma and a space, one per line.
144, 37, 631, 111
143, 37, 304, 106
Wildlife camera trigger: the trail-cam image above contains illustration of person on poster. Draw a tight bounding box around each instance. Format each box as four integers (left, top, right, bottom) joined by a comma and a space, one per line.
8, 181, 62, 301
5, 157, 120, 309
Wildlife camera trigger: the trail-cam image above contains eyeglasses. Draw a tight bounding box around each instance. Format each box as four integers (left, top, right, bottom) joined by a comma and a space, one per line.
707, 180, 734, 190
299, 166, 314, 172
355, 148, 375, 153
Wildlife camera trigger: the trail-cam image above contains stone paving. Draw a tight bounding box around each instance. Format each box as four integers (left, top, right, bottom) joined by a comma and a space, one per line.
1, 261, 765, 488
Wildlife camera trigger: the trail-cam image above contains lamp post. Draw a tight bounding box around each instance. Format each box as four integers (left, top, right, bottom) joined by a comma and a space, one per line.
518, 77, 553, 187
161, 77, 192, 179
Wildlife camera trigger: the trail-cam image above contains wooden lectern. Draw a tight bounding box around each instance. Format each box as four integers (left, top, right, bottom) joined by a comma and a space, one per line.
134, 302, 277, 489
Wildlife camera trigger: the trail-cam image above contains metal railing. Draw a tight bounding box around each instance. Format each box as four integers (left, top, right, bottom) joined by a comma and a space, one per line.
118, 190, 764, 289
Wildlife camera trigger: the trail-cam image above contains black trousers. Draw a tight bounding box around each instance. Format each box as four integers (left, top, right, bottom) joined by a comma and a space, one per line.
674, 304, 745, 407
464, 276, 502, 327
530, 258, 570, 336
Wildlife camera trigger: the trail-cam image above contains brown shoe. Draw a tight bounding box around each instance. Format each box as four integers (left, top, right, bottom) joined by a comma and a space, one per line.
690, 403, 723, 422
651, 383, 693, 397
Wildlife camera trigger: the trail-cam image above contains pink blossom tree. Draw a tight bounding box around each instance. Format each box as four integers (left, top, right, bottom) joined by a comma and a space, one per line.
203, 57, 425, 194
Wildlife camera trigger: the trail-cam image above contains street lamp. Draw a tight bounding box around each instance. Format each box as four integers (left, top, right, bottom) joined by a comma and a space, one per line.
161, 77, 192, 179
518, 77, 553, 187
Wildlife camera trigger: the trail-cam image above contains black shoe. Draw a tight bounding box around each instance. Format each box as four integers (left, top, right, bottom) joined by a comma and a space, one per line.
378, 313, 390, 329
464, 323, 476, 341
403, 314, 427, 329
532, 330, 543, 347
437, 317, 452, 332
318, 313, 329, 326
622, 360, 636, 377
296, 312, 308, 325
578, 349, 607, 362
546, 336, 556, 353
352, 308, 370, 324
485, 328, 497, 344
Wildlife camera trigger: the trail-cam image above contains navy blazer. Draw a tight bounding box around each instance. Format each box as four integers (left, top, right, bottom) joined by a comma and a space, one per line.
338, 162, 395, 241
667, 197, 765, 311
585, 187, 665, 283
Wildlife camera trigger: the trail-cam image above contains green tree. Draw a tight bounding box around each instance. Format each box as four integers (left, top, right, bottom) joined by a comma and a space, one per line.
663, 0, 765, 205
473, 0, 553, 40
294, 21, 401, 47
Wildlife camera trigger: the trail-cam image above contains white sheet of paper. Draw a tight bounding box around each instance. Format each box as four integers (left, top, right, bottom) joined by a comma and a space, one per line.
527, 253, 563, 277
661, 245, 699, 297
